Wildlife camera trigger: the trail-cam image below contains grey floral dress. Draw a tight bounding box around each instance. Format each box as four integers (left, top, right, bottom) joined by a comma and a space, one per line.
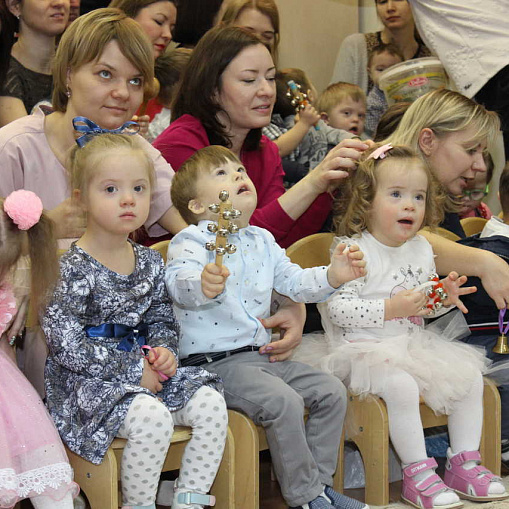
42, 242, 222, 465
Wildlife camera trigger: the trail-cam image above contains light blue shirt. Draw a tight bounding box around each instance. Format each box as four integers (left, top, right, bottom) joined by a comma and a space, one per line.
165, 221, 336, 357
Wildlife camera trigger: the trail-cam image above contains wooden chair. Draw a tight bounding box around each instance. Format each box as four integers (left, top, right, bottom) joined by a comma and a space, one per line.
67, 427, 235, 509
150, 239, 171, 261
151, 238, 343, 508
430, 226, 461, 242
286, 233, 502, 506
460, 216, 488, 236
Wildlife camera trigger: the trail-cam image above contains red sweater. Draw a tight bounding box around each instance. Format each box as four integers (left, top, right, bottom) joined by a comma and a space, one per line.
153, 114, 332, 248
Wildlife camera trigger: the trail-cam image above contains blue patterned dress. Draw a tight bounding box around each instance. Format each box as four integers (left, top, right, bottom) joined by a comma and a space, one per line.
42, 242, 222, 465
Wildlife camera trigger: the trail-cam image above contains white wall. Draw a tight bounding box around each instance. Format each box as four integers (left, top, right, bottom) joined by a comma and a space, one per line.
358, 0, 380, 33
277, 0, 359, 94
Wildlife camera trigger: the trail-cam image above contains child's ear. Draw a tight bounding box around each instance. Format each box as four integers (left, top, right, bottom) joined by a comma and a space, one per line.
320, 112, 330, 124
188, 199, 206, 216
418, 128, 437, 157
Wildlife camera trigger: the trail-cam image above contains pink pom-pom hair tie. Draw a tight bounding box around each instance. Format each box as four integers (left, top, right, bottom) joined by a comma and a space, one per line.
368, 143, 393, 161
4, 190, 44, 230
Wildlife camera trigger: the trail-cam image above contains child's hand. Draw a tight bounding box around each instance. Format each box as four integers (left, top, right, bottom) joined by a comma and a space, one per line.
441, 272, 477, 313
140, 358, 163, 393
327, 243, 366, 288
131, 114, 150, 139
295, 104, 320, 128
385, 290, 429, 320
201, 263, 230, 299
147, 346, 177, 378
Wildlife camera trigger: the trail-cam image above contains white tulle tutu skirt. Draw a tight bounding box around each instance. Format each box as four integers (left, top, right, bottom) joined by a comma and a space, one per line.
292, 311, 489, 416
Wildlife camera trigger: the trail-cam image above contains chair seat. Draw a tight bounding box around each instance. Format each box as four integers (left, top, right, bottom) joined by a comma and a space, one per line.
110, 426, 192, 449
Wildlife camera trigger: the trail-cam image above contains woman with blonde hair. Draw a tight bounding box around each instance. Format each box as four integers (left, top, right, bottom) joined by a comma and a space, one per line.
217, 0, 280, 64
387, 88, 499, 237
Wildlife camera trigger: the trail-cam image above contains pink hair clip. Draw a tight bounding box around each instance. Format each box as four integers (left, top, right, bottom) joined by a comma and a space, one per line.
368, 143, 393, 161
4, 190, 43, 230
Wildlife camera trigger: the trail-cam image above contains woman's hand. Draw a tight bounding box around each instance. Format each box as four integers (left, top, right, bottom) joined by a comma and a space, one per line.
46, 198, 86, 239
258, 299, 306, 362
304, 138, 371, 194
477, 251, 509, 309
4, 295, 28, 342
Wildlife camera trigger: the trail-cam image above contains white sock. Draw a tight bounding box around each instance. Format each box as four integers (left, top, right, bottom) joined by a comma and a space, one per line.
411, 466, 459, 506
449, 449, 506, 495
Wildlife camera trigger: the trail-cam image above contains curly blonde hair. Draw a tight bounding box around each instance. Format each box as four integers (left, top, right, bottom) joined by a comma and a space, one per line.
333, 144, 445, 238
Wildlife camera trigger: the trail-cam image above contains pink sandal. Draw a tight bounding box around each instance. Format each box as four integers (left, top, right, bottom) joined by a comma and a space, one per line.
402, 458, 463, 509
444, 450, 509, 501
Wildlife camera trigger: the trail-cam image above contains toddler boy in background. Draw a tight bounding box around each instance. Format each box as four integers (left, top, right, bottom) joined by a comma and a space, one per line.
364, 43, 403, 138
316, 82, 367, 138
263, 68, 351, 185
164, 145, 368, 509
458, 162, 509, 470
459, 152, 494, 219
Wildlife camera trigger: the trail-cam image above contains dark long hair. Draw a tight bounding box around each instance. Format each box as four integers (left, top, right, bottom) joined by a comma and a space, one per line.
0, 2, 16, 84
172, 25, 267, 151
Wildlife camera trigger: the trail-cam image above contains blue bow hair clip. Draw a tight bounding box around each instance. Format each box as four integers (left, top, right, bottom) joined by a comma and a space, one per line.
72, 116, 140, 148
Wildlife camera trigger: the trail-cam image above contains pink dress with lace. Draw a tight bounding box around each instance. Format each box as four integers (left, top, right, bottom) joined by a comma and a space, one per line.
0, 282, 78, 508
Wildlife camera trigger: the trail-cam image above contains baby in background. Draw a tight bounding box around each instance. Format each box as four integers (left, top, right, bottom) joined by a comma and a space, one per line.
148, 48, 192, 142
364, 43, 404, 138
316, 82, 367, 138
165, 145, 369, 509
263, 68, 352, 184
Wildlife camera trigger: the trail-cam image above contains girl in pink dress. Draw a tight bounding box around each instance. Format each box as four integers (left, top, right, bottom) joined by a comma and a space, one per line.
0, 190, 78, 509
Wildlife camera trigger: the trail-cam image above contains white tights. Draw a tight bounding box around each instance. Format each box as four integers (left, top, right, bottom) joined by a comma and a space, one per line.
117, 387, 227, 507
378, 368, 484, 465
31, 492, 74, 509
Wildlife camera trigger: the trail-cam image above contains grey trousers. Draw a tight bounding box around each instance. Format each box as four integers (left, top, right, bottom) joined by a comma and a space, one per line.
204, 352, 347, 507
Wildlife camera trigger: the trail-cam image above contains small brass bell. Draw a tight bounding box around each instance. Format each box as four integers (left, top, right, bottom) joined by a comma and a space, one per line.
493, 333, 509, 354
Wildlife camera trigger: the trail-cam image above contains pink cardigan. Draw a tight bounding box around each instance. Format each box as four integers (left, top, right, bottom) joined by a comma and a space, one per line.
153, 114, 332, 247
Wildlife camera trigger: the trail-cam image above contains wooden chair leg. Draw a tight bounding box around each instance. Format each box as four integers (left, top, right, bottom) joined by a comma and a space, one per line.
227, 409, 259, 509
480, 378, 501, 476
332, 428, 345, 493
67, 446, 118, 509
210, 426, 235, 508
347, 394, 390, 506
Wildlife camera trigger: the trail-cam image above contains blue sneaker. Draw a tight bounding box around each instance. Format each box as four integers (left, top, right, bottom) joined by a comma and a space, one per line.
290, 494, 334, 508
323, 486, 369, 509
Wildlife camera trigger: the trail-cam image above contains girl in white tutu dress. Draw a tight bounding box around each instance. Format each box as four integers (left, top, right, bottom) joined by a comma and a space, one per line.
295, 144, 508, 509
0, 190, 78, 509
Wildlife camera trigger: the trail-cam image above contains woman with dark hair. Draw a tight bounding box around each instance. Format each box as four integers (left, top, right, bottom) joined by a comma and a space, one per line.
172, 0, 222, 48
154, 25, 366, 248
0, 0, 16, 84
109, 0, 176, 58
0, 0, 69, 127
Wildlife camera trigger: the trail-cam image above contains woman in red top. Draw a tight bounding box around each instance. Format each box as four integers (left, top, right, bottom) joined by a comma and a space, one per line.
153, 26, 367, 248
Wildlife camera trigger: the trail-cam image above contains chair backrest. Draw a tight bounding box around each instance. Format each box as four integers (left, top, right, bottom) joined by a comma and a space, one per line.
150, 240, 171, 263
286, 232, 336, 268
460, 216, 488, 237
426, 226, 461, 242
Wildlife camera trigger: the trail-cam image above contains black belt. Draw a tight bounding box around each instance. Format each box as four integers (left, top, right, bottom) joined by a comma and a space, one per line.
181, 345, 260, 366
